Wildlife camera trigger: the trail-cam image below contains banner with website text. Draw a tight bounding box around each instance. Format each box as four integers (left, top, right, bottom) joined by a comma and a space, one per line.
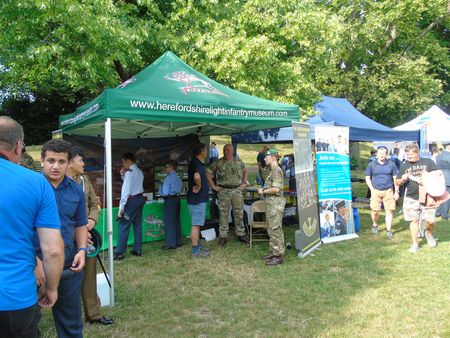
292, 122, 321, 258
315, 126, 358, 243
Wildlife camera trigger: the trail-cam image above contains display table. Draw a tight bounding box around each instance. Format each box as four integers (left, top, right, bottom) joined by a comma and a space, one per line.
96, 199, 210, 250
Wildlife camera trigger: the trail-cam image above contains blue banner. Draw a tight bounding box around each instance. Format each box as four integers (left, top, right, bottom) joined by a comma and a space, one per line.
314, 126, 357, 243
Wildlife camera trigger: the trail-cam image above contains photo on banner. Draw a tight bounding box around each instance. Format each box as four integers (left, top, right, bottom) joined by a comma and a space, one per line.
315, 125, 358, 243
292, 122, 321, 258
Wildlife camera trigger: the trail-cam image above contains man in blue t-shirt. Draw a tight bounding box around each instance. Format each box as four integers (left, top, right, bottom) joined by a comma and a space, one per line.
0, 116, 64, 338
187, 143, 211, 258
37, 139, 88, 338
365, 146, 399, 238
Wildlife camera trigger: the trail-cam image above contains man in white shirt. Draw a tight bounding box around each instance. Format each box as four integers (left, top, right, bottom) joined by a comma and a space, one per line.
114, 152, 145, 260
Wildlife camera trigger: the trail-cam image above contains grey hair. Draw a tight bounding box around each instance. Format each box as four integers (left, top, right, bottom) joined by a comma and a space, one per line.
0, 116, 24, 151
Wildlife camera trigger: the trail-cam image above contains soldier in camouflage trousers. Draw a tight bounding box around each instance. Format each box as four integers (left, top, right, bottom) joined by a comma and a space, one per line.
258, 148, 285, 266
206, 144, 250, 246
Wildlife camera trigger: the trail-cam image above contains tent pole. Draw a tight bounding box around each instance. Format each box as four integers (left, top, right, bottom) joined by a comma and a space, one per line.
105, 118, 115, 306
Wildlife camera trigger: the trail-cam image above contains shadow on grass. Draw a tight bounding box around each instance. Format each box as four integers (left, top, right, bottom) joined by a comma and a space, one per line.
37, 209, 450, 338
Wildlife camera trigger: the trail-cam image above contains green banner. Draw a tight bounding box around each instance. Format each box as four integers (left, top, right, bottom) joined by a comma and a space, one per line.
95, 200, 209, 251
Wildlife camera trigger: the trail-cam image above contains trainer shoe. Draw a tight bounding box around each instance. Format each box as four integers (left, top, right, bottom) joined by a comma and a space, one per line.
408, 243, 419, 253
387, 231, 394, 239
425, 232, 437, 248
193, 250, 210, 258
371, 226, 379, 234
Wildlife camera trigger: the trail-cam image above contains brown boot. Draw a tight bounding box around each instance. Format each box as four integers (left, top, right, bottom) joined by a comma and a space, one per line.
265, 255, 283, 266
218, 237, 228, 246
260, 252, 275, 260
237, 235, 249, 244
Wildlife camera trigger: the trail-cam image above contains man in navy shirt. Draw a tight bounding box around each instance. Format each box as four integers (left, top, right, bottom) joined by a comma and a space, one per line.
37, 139, 88, 338
0, 117, 64, 338
187, 143, 211, 258
365, 146, 399, 238
158, 161, 183, 250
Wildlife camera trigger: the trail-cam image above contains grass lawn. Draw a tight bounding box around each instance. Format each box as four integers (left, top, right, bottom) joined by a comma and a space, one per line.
37, 208, 450, 338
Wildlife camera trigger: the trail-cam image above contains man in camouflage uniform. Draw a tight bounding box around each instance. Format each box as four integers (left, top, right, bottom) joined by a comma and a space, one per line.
206, 144, 250, 246
258, 148, 285, 266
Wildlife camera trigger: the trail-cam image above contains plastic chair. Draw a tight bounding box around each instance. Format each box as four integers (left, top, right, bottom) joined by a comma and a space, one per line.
249, 200, 269, 248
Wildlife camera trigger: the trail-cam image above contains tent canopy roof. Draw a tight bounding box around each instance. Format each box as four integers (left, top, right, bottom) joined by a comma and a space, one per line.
394, 105, 450, 143
231, 96, 420, 143
59, 51, 299, 138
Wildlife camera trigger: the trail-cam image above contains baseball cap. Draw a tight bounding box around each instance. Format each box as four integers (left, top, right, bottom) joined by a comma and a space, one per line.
265, 148, 279, 157
335, 200, 346, 209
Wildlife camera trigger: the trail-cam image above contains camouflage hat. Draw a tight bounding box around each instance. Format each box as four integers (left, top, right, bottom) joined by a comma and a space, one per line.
265, 148, 279, 157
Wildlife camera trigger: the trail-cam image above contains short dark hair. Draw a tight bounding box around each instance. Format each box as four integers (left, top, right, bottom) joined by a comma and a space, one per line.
41, 139, 73, 160
405, 142, 419, 153
370, 149, 377, 156
165, 161, 177, 170
70, 145, 85, 160
0, 116, 24, 150
193, 143, 206, 156
122, 152, 136, 162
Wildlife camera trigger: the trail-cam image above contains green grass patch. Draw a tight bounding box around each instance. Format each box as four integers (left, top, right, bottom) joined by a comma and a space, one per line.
37, 209, 450, 337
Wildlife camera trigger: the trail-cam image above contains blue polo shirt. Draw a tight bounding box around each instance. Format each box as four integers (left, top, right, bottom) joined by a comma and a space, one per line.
365, 160, 398, 190
49, 175, 87, 246
0, 158, 60, 310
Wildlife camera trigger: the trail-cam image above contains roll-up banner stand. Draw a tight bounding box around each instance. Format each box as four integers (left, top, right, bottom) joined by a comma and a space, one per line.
315, 125, 358, 243
292, 122, 321, 258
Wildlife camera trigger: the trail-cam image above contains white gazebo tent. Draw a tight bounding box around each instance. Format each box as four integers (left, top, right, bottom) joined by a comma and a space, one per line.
394, 105, 450, 143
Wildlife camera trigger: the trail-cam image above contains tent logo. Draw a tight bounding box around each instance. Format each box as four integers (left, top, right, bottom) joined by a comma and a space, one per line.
117, 76, 136, 88
164, 71, 228, 97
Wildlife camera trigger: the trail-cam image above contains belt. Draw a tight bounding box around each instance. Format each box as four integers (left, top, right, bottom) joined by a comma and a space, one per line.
163, 194, 180, 199
128, 193, 143, 200
218, 185, 240, 189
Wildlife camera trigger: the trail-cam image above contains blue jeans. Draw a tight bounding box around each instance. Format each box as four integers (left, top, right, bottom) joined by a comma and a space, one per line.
52, 246, 84, 338
115, 195, 145, 254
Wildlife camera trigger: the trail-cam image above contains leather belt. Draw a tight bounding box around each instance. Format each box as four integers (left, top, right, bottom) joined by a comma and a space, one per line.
128, 193, 143, 200
163, 194, 180, 199
218, 185, 240, 189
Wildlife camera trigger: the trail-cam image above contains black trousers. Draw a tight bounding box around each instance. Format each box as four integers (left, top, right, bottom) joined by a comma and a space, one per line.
0, 304, 40, 338
163, 197, 181, 247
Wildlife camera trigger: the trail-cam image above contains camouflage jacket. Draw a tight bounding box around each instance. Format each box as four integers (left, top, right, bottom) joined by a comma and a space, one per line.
207, 157, 245, 187
265, 163, 284, 197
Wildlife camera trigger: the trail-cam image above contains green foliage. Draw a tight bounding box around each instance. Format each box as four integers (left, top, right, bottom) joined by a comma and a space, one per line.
0, 0, 448, 141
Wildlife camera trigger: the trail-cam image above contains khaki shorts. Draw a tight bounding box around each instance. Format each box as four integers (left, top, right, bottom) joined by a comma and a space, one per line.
402, 196, 436, 223
370, 188, 396, 211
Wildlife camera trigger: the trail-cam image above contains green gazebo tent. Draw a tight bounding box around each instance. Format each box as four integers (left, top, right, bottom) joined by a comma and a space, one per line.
59, 51, 299, 305
60, 51, 299, 138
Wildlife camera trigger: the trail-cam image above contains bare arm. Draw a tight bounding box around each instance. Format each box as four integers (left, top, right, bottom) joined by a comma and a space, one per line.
205, 171, 219, 192
71, 225, 88, 273
36, 227, 64, 308
365, 176, 374, 190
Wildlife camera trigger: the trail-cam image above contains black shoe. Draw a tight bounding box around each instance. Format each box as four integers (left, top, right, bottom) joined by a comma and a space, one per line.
161, 246, 175, 250
113, 253, 125, 261
131, 250, 142, 257
218, 237, 228, 246
266, 255, 283, 266
89, 316, 114, 325
261, 252, 275, 260
237, 235, 249, 244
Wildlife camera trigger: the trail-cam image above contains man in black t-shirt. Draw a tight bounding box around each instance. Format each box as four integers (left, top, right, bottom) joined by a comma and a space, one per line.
187, 143, 211, 258
396, 143, 439, 253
